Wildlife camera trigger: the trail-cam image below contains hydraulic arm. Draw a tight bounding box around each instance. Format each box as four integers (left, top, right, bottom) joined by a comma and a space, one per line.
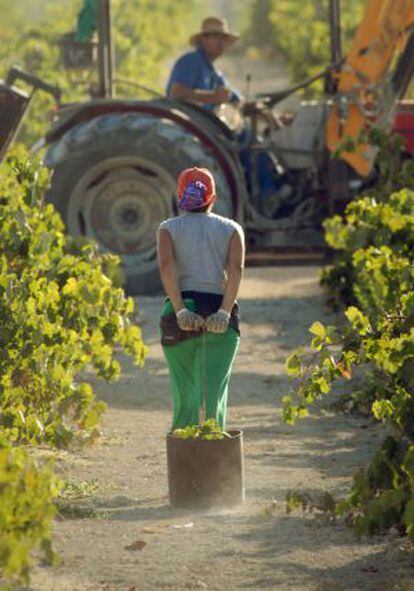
326, 0, 414, 176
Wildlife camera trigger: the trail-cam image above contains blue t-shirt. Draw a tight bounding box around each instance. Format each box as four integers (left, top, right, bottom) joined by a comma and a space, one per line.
166, 47, 241, 111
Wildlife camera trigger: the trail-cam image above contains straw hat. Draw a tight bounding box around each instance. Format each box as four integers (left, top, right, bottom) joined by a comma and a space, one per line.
190, 16, 240, 47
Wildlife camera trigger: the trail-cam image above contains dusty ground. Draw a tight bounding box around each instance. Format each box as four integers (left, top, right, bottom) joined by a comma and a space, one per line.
30, 266, 414, 591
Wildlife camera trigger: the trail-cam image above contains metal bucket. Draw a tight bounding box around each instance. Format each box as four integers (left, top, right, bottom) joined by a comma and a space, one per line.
166, 429, 244, 509
59, 32, 98, 70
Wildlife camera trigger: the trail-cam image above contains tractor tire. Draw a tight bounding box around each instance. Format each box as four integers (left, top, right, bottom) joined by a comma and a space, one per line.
45, 112, 234, 295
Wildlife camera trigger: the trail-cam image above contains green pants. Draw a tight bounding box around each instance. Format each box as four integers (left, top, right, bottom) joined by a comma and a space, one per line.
161, 299, 240, 430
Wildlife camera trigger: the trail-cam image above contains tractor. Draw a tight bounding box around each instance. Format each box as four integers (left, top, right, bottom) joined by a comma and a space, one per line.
1, 0, 414, 294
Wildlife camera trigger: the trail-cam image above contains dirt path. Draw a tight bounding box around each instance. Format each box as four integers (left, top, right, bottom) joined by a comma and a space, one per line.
31, 267, 414, 591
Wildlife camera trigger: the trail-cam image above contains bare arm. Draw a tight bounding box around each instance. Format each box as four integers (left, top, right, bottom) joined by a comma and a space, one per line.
156, 229, 185, 313
221, 229, 245, 313
170, 82, 232, 105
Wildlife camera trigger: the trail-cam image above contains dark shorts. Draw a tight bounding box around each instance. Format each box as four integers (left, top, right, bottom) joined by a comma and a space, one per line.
160, 290, 240, 347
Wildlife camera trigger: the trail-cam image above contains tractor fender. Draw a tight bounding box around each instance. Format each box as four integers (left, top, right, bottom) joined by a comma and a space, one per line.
394, 101, 414, 157
46, 98, 247, 222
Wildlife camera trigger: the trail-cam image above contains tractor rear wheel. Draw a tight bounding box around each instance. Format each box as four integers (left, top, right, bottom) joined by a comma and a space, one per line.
45, 112, 234, 294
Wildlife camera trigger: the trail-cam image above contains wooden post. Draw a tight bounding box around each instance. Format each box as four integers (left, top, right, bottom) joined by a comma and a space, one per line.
329, 0, 342, 66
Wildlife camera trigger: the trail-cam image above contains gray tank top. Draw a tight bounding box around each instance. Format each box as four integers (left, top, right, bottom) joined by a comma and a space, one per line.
158, 212, 243, 294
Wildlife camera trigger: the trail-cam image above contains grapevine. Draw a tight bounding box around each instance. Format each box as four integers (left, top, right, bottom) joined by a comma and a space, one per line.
284, 185, 414, 537
0, 151, 147, 586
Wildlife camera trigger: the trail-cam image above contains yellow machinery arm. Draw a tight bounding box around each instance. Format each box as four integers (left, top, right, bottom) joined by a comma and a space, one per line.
326, 0, 414, 176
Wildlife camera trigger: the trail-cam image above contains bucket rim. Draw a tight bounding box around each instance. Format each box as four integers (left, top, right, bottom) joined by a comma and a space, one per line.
167, 428, 243, 440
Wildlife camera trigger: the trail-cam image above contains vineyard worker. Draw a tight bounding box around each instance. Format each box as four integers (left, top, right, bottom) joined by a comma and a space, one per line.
157, 167, 244, 430
166, 16, 242, 112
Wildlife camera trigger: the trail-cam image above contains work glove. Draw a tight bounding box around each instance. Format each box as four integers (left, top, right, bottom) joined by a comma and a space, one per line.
176, 308, 205, 332
205, 309, 230, 334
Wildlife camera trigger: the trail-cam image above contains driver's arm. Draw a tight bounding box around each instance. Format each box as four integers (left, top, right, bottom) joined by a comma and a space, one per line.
170, 82, 231, 105
216, 71, 243, 106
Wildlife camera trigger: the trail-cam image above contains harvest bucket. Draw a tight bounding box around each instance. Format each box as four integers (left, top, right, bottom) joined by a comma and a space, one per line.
166, 429, 244, 509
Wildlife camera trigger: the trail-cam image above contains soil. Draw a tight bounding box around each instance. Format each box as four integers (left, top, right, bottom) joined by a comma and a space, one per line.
30, 266, 414, 591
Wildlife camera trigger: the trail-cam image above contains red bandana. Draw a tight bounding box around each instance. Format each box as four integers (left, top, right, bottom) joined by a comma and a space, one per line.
177, 167, 216, 211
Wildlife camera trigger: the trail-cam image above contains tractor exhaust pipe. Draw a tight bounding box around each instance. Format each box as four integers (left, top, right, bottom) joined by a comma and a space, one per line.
98, 0, 114, 99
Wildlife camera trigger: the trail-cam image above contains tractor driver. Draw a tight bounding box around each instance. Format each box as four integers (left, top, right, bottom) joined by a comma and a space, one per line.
166, 16, 242, 112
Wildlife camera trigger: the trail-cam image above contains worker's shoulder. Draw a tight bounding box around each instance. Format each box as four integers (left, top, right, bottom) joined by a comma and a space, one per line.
208, 213, 244, 235
158, 216, 179, 232
173, 49, 203, 69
